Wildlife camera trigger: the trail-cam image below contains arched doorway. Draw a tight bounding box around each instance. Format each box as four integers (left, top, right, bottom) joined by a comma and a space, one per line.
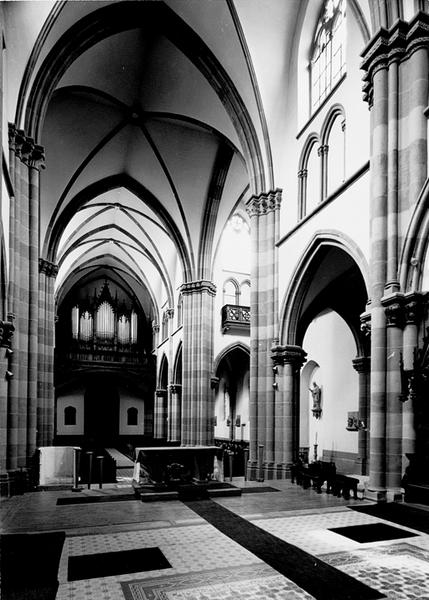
213, 343, 250, 476
282, 238, 369, 475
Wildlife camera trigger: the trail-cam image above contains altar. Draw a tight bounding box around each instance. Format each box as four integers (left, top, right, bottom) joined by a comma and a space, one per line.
133, 446, 220, 486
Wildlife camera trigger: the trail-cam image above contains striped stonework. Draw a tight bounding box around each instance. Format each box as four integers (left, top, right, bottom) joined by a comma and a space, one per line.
154, 388, 168, 439
271, 344, 307, 478
352, 356, 370, 476
361, 13, 429, 501
7, 125, 45, 469
0, 320, 14, 471
38, 259, 58, 449
169, 384, 182, 443
180, 280, 216, 446
246, 190, 281, 480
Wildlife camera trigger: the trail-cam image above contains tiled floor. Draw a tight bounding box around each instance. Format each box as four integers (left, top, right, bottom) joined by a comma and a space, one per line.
2, 478, 429, 599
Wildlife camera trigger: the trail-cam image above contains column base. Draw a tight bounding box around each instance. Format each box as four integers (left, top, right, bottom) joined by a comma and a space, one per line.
246, 460, 258, 481
263, 462, 276, 480
386, 488, 404, 502
365, 487, 387, 502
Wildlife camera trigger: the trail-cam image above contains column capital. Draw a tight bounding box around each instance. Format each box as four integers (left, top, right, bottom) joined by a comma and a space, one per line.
166, 308, 174, 319
153, 324, 160, 333
169, 383, 182, 394
382, 293, 404, 328
271, 344, 307, 368
0, 320, 15, 348
352, 356, 370, 373
361, 14, 429, 104
297, 168, 308, 179
39, 258, 58, 278
360, 311, 371, 336
317, 144, 328, 156
180, 280, 216, 297
210, 376, 220, 390
155, 388, 167, 398
245, 188, 282, 218
404, 292, 424, 325
26, 144, 46, 171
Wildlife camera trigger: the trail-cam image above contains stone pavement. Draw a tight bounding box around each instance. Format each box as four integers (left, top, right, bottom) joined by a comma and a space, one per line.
1, 478, 429, 599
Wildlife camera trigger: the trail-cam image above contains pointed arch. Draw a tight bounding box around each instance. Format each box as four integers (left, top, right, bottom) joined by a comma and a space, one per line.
213, 341, 250, 375
280, 231, 369, 352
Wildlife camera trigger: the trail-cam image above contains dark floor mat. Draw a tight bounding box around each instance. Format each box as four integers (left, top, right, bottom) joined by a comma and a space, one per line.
183, 499, 385, 600
329, 523, 418, 543
1, 531, 65, 600
241, 486, 280, 494
350, 502, 429, 534
68, 547, 171, 581
57, 493, 137, 505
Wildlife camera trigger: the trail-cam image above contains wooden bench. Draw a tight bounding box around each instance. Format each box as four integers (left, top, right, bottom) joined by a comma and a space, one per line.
329, 473, 359, 499
291, 460, 336, 493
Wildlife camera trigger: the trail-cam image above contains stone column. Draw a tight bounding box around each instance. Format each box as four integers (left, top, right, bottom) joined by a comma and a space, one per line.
169, 384, 182, 443
402, 294, 421, 460
154, 388, 167, 439
0, 321, 14, 471
352, 356, 370, 475
318, 144, 328, 201
38, 259, 58, 447
297, 169, 307, 220
25, 144, 44, 460
180, 280, 216, 446
271, 344, 307, 477
361, 14, 429, 499
382, 296, 404, 500
246, 190, 281, 480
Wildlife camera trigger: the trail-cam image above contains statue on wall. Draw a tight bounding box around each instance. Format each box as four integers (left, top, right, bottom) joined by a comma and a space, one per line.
310, 381, 322, 419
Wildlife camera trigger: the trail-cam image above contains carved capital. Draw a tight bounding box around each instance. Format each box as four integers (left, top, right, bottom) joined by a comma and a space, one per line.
360, 311, 371, 336
298, 169, 308, 179
317, 144, 328, 157
39, 258, 58, 278
169, 383, 182, 395
0, 320, 15, 348
155, 388, 167, 398
166, 308, 174, 319
153, 324, 160, 333
382, 294, 404, 328
404, 293, 423, 325
352, 356, 370, 374
361, 15, 429, 104
271, 344, 307, 368
180, 280, 216, 297
210, 376, 220, 390
245, 188, 282, 218
27, 144, 46, 171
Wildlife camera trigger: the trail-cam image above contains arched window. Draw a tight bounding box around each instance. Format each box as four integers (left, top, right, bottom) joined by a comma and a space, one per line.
161, 311, 169, 340
64, 406, 76, 426
127, 407, 138, 426
240, 280, 251, 306
310, 0, 346, 113
326, 114, 346, 195
223, 279, 239, 305
96, 301, 114, 339
177, 295, 183, 328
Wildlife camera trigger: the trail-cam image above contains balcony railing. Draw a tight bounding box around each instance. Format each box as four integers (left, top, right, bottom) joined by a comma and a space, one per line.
221, 304, 250, 334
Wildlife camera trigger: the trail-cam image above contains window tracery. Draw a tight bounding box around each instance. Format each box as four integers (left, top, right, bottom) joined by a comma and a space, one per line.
311, 0, 346, 112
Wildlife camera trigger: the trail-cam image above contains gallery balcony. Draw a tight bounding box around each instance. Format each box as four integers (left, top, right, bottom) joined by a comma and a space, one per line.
221, 304, 250, 334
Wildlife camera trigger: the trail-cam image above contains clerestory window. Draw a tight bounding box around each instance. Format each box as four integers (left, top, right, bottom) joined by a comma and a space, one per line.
310, 0, 346, 113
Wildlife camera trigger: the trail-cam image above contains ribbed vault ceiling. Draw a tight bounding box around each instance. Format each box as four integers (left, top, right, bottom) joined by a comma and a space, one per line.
34, 1, 262, 317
